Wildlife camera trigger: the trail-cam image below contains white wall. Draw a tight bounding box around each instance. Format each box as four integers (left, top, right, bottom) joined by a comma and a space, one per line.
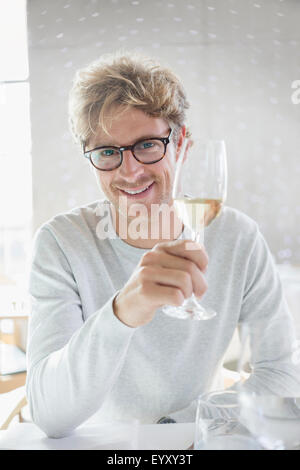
27, 0, 300, 263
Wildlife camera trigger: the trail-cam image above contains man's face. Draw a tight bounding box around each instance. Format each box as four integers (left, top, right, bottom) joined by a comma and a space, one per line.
86, 107, 184, 218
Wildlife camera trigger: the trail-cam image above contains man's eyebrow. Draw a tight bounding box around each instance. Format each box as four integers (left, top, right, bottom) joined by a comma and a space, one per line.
93, 130, 170, 148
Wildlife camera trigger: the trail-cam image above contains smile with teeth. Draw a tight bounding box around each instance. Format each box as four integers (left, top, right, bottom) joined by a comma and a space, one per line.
120, 182, 153, 195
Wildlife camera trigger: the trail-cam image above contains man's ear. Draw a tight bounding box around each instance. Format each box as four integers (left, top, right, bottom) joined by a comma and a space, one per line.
175, 126, 186, 162
175, 126, 191, 164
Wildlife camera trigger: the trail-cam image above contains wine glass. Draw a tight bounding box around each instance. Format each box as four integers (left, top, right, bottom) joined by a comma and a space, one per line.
162, 138, 227, 320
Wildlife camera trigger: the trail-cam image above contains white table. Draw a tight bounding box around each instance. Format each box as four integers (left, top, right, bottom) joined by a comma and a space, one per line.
0, 421, 194, 450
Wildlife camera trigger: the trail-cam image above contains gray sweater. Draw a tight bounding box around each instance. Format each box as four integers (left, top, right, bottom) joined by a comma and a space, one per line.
26, 200, 300, 438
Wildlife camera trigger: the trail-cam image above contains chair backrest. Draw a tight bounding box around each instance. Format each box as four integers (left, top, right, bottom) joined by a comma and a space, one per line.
0, 386, 27, 430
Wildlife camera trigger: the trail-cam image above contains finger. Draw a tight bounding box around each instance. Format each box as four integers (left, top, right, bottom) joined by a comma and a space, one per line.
139, 265, 193, 299
141, 250, 205, 296
140, 281, 185, 308
154, 239, 209, 273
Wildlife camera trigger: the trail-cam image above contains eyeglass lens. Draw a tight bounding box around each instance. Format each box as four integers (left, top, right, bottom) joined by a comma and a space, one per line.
90, 138, 166, 170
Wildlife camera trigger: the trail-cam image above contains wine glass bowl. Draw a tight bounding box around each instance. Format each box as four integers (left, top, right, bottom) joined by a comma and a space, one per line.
162, 138, 227, 320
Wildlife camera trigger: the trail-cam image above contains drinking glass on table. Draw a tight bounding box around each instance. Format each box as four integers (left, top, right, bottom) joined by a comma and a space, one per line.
194, 390, 261, 450
162, 138, 227, 320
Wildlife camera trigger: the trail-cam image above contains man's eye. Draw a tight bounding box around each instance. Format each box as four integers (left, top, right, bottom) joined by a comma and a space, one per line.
142, 142, 153, 148
101, 149, 117, 157
138, 141, 156, 150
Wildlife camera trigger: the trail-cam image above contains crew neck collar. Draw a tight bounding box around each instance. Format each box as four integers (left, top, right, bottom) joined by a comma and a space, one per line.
99, 199, 192, 256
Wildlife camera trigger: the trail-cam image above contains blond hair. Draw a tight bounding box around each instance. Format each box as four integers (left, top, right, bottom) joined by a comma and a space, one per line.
68, 50, 190, 148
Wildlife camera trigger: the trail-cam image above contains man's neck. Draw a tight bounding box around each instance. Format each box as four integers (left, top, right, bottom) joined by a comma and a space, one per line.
110, 203, 184, 249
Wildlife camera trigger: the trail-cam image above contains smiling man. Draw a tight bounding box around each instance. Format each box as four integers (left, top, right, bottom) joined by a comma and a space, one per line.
86, 107, 184, 249
26, 51, 300, 438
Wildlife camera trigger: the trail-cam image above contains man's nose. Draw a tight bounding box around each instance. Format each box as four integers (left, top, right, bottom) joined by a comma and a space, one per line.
119, 149, 144, 177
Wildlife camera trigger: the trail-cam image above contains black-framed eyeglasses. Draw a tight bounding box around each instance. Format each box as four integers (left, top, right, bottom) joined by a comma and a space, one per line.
83, 128, 173, 171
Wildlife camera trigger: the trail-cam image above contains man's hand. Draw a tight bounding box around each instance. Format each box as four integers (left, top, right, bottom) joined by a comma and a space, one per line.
113, 239, 208, 328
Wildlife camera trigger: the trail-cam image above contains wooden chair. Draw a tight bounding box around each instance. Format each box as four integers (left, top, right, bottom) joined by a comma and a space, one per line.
0, 386, 28, 430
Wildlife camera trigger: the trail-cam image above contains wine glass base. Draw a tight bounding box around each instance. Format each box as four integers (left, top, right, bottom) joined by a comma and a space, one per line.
162, 300, 216, 321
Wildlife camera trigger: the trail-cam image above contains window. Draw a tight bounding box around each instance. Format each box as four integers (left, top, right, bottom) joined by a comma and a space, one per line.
0, 0, 32, 294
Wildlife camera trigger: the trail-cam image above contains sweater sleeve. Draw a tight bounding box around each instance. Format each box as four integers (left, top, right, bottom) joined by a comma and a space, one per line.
237, 228, 300, 396
25, 226, 136, 438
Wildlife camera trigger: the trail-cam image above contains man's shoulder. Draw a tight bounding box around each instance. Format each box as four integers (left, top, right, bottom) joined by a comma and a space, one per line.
209, 205, 260, 243
35, 199, 109, 239
205, 206, 264, 266
220, 206, 258, 231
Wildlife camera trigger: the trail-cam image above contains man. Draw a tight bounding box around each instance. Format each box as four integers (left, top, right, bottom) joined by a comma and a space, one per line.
26, 51, 300, 438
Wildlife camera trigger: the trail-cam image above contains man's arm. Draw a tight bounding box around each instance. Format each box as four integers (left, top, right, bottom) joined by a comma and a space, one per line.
237, 229, 300, 396
26, 226, 135, 438
163, 227, 300, 423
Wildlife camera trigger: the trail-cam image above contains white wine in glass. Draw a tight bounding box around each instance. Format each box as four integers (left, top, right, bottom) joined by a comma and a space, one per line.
174, 198, 223, 232
162, 139, 227, 320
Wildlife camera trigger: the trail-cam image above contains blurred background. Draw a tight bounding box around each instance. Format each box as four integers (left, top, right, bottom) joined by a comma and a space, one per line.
0, 0, 300, 395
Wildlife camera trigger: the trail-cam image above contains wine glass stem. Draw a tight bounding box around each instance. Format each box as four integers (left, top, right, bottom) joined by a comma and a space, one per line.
192, 229, 204, 245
